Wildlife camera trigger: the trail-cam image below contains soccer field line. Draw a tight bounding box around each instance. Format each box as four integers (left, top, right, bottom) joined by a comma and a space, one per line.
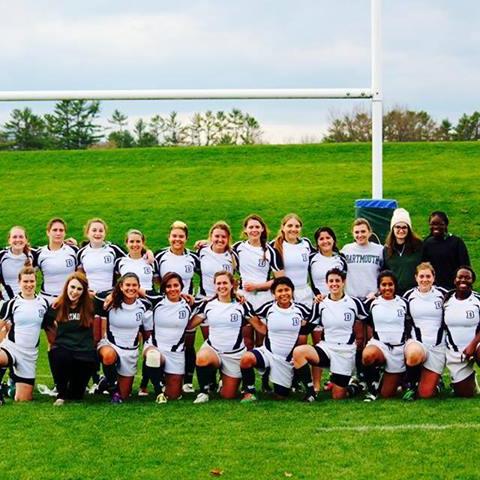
316, 423, 480, 433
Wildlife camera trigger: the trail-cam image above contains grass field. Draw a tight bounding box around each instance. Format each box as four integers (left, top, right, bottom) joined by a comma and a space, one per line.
1, 142, 480, 480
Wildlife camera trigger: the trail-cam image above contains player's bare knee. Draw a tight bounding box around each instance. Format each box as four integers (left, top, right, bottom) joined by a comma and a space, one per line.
240, 352, 256, 369
101, 348, 117, 365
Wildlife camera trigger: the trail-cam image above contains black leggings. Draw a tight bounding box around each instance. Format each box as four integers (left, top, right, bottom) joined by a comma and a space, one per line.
49, 347, 97, 400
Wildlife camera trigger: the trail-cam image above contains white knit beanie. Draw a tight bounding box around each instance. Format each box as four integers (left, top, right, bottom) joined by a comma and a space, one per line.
390, 208, 412, 229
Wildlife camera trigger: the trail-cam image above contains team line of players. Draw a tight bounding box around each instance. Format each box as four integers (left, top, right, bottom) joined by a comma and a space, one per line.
0, 212, 478, 404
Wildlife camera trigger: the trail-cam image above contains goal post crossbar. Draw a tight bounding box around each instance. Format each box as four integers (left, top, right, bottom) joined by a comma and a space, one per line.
0, 88, 372, 102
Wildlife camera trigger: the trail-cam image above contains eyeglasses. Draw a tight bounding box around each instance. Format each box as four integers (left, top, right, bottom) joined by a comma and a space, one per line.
394, 225, 408, 230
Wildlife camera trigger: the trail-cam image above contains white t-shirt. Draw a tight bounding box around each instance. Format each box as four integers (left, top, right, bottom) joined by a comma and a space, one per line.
197, 246, 235, 297
0, 248, 33, 299
341, 242, 383, 298
309, 252, 347, 296
272, 238, 313, 289
114, 256, 158, 292
155, 248, 199, 294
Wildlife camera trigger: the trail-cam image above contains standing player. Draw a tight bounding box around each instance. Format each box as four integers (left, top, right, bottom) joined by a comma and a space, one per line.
95, 273, 153, 403
142, 273, 195, 403
32, 218, 78, 305
155, 221, 199, 295
0, 226, 33, 300
233, 214, 284, 310
362, 271, 409, 400
188, 271, 259, 403
272, 214, 314, 307
403, 262, 447, 399
383, 208, 423, 295
77, 218, 126, 294
422, 211, 470, 290
443, 266, 480, 397
0, 267, 51, 403
293, 268, 366, 401
240, 276, 312, 402
114, 229, 158, 294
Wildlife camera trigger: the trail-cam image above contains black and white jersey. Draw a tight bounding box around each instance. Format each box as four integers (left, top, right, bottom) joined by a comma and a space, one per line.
148, 294, 194, 352
0, 294, 50, 349
154, 248, 199, 294
272, 238, 313, 289
0, 248, 33, 299
311, 294, 366, 345
443, 292, 480, 352
197, 246, 236, 297
364, 295, 409, 345
232, 241, 283, 288
403, 286, 447, 346
309, 252, 348, 296
341, 242, 383, 299
95, 292, 153, 349
114, 256, 158, 292
77, 243, 125, 292
32, 244, 78, 297
194, 298, 254, 353
256, 301, 311, 361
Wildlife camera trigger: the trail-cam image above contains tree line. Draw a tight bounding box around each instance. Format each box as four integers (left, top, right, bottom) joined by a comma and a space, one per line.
0, 101, 263, 150
323, 107, 480, 143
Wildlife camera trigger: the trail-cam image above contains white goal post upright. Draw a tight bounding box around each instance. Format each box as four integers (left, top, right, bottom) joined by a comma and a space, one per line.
0, 1, 383, 198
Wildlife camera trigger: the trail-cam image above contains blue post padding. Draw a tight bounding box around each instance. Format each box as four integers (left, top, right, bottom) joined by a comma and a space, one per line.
354, 199, 398, 209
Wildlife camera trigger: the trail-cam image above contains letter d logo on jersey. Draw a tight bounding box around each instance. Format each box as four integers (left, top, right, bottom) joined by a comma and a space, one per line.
466, 310, 475, 319
344, 312, 353, 322
179, 310, 187, 320
292, 316, 300, 326
230, 313, 240, 323
136, 312, 143, 322
65, 258, 74, 268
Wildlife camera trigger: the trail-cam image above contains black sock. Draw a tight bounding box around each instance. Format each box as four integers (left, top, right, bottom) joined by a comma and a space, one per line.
145, 365, 164, 395
363, 364, 380, 394
103, 363, 118, 393
241, 367, 256, 394
295, 363, 315, 396
355, 349, 365, 379
185, 347, 196, 384
406, 365, 421, 389
0, 367, 7, 384
140, 360, 149, 389
261, 369, 271, 390
196, 365, 214, 394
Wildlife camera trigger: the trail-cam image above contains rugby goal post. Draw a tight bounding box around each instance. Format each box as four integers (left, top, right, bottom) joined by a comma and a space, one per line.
0, 0, 383, 199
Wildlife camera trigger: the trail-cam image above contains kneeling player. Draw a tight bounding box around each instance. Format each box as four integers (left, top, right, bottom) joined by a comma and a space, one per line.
0, 267, 51, 403
293, 269, 366, 401
240, 276, 312, 402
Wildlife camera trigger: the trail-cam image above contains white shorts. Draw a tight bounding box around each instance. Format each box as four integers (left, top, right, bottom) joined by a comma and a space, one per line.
199, 342, 244, 379
367, 338, 405, 374
143, 341, 185, 376
294, 285, 313, 308
0, 339, 38, 384
97, 338, 139, 377
446, 348, 475, 384
406, 339, 446, 375
254, 346, 293, 389
239, 290, 273, 311
316, 341, 356, 377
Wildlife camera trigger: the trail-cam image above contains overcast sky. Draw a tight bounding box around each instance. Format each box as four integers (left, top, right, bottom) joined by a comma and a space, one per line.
1, 0, 478, 143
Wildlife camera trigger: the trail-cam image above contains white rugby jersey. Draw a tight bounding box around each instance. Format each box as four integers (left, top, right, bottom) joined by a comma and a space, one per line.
154, 248, 199, 294
77, 243, 125, 292
364, 295, 409, 345
256, 301, 311, 361
312, 294, 366, 345
198, 246, 236, 297
443, 292, 480, 352
148, 294, 193, 352
309, 252, 348, 296
272, 238, 313, 289
403, 286, 447, 347
194, 298, 254, 353
0, 248, 33, 299
341, 242, 383, 299
32, 244, 78, 297
114, 256, 158, 292
232, 241, 283, 288
0, 294, 50, 349
95, 292, 153, 349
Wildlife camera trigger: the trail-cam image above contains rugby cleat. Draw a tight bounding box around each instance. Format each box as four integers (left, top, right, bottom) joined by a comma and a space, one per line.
182, 383, 195, 393
110, 392, 123, 404
193, 392, 209, 404
155, 393, 168, 404
240, 393, 257, 403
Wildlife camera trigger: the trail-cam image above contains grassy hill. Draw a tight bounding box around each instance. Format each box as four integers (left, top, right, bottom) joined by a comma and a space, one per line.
1, 142, 480, 480
1, 141, 479, 267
